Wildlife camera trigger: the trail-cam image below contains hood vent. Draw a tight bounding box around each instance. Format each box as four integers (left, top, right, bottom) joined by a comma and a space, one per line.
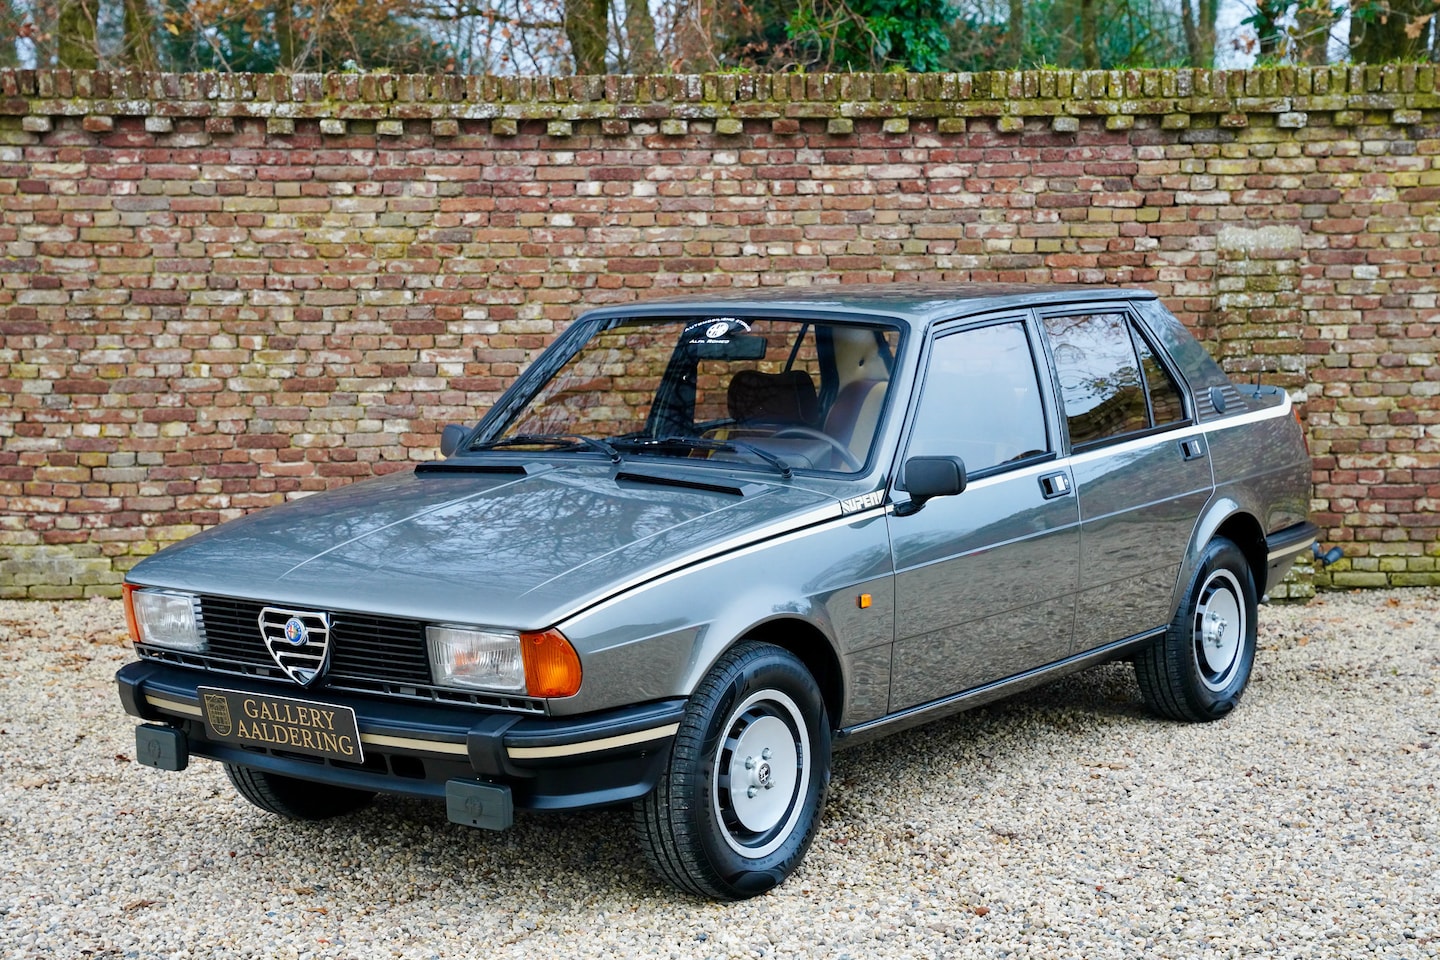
415, 460, 551, 476
615, 469, 765, 498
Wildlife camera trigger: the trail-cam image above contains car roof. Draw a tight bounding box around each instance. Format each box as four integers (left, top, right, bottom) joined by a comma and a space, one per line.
577, 283, 1158, 329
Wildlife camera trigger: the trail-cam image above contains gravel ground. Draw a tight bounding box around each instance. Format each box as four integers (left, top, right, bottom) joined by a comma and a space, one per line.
1, 589, 1436, 960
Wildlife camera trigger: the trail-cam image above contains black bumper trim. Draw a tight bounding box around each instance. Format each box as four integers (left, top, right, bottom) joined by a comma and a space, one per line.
1262, 520, 1320, 594
505, 699, 686, 751
116, 660, 683, 812
1266, 520, 1320, 561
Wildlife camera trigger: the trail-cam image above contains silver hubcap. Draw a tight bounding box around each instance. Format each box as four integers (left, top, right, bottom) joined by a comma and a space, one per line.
712, 690, 809, 859
1194, 569, 1245, 692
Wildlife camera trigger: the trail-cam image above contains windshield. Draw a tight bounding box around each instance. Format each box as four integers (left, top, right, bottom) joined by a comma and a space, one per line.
479, 315, 902, 475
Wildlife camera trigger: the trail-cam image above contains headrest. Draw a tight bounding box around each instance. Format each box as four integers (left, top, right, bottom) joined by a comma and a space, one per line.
727, 370, 819, 425
831, 327, 889, 383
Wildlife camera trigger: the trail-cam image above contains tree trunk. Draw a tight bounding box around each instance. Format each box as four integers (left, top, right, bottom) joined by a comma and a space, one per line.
58, 0, 98, 69
1080, 0, 1098, 68
1197, 0, 1217, 65
669, 0, 712, 70
1254, 0, 1285, 59
1351, 0, 1430, 63
0, 1, 22, 67
1180, 0, 1203, 66
1006, 0, 1023, 66
276, 2, 298, 71
1294, 1, 1332, 64
565, 0, 610, 74
624, 0, 658, 73
122, 0, 158, 70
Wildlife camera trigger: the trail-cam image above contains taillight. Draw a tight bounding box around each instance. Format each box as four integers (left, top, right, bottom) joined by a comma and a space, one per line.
1293, 406, 1309, 455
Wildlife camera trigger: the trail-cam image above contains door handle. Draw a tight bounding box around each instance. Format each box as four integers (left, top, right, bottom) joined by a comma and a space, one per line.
1179, 438, 1205, 461
1038, 472, 1071, 499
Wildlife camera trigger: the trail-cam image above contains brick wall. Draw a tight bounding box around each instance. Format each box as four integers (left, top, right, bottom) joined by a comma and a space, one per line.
1, 66, 1437, 598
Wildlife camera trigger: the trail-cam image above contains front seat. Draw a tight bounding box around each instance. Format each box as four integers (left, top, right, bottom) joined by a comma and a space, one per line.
726, 370, 820, 427
822, 326, 892, 462
823, 378, 889, 460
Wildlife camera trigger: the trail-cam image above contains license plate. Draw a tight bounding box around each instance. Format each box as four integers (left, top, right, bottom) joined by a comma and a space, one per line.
198, 687, 363, 764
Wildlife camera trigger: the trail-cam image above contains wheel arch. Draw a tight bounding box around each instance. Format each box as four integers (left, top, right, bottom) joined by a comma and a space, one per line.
1174, 497, 1268, 613
738, 616, 845, 731
1214, 513, 1267, 595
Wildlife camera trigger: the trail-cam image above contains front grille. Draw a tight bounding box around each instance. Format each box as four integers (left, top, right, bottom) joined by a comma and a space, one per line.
136, 594, 544, 715
200, 594, 431, 683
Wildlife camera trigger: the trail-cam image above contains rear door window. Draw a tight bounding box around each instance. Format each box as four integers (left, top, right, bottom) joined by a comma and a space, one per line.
1043, 311, 1188, 448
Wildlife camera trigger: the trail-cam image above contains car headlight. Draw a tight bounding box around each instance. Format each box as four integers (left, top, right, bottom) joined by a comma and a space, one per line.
427, 625, 582, 698
124, 586, 205, 652
427, 626, 527, 693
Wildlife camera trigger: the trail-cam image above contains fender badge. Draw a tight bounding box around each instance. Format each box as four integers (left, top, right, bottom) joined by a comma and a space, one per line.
840, 489, 886, 514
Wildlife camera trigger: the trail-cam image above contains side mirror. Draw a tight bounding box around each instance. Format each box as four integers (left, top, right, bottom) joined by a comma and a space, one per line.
440, 424, 470, 458
897, 456, 966, 515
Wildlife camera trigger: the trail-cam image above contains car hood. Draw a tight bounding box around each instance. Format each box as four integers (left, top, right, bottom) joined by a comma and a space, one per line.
129, 462, 842, 629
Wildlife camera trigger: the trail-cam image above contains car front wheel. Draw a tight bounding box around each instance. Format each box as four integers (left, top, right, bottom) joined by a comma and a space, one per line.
634, 641, 830, 900
1136, 536, 1258, 722
223, 764, 374, 820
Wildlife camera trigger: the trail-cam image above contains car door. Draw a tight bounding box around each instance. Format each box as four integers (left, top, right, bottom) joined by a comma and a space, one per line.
887, 316, 1081, 712
1037, 308, 1214, 653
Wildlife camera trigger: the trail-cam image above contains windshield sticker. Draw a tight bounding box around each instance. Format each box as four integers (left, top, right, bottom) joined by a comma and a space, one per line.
840, 489, 886, 514
685, 317, 751, 345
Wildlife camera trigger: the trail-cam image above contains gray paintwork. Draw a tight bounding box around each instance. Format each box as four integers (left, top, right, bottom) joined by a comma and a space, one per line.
130, 465, 843, 633
126, 284, 1312, 734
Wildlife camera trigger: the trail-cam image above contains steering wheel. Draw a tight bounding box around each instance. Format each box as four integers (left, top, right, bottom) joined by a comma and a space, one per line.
770, 425, 864, 471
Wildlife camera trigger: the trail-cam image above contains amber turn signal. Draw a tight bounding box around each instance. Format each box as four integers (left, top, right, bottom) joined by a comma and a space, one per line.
520, 629, 582, 698
122, 584, 141, 645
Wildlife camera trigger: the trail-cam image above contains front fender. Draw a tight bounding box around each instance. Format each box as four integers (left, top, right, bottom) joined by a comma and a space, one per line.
552, 511, 895, 726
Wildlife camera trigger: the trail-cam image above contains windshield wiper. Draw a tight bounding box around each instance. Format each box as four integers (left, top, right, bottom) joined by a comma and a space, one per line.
612, 436, 792, 480
470, 433, 621, 464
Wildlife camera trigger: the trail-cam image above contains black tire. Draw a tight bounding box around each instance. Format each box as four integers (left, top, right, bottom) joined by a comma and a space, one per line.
1136, 536, 1258, 722
633, 641, 831, 900
223, 764, 374, 820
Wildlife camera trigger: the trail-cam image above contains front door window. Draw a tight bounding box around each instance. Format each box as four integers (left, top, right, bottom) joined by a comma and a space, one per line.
905, 321, 1050, 475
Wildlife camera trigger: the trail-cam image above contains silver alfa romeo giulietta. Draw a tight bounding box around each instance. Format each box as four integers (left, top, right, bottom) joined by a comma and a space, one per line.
117, 284, 1316, 899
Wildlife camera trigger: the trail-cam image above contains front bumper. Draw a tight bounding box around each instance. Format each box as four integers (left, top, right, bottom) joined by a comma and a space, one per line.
117, 661, 683, 814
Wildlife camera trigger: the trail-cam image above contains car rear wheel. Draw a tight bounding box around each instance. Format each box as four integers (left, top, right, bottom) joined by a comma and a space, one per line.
633, 641, 830, 900
223, 763, 374, 820
1135, 536, 1258, 722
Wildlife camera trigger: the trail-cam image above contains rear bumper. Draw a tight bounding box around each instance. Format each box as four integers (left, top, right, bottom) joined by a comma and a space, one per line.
117, 660, 683, 813
1264, 520, 1320, 593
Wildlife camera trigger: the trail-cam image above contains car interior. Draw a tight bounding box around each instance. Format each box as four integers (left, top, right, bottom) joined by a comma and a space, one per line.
701, 326, 894, 473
